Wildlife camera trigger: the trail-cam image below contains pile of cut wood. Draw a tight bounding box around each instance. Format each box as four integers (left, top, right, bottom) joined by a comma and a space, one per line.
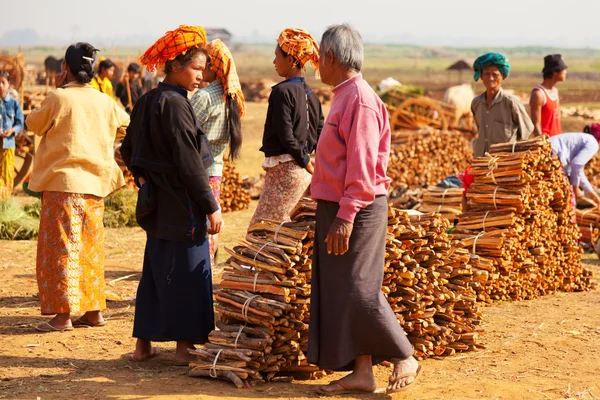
575, 208, 600, 252
241, 79, 278, 102
384, 209, 483, 360
188, 198, 324, 387
388, 129, 473, 187
419, 187, 463, 221
221, 163, 251, 213
584, 152, 600, 189
453, 137, 595, 301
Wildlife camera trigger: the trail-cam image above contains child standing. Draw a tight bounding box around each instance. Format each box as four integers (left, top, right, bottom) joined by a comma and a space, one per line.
0, 70, 24, 199
115, 62, 144, 114
249, 28, 324, 227
191, 39, 244, 265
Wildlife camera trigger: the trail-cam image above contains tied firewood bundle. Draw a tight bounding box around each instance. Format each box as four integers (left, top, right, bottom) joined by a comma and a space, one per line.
419, 187, 464, 221
189, 198, 325, 387
575, 208, 600, 252
453, 137, 595, 301
220, 163, 251, 213
584, 151, 600, 189
387, 129, 473, 187
384, 208, 483, 360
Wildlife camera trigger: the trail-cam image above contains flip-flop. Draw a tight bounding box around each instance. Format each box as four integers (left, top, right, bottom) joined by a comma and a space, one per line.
315, 380, 376, 396
35, 322, 74, 332
386, 365, 423, 394
72, 318, 107, 328
129, 347, 160, 362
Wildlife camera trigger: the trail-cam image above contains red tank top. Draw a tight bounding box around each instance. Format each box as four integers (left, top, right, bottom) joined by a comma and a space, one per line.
534, 85, 561, 137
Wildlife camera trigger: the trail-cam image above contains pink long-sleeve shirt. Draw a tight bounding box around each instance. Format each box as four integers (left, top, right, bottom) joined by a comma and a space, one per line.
311, 74, 391, 223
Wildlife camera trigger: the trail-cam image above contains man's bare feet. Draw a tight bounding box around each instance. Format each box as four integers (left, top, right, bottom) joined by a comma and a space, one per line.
174, 340, 196, 366
131, 339, 160, 362
387, 356, 422, 393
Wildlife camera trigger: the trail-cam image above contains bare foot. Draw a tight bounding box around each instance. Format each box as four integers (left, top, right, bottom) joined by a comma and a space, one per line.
174, 340, 196, 366
387, 356, 421, 393
317, 371, 377, 394
131, 339, 160, 362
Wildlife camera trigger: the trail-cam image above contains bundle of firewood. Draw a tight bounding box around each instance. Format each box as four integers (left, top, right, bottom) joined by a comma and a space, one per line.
241, 79, 278, 102
388, 184, 423, 210
419, 187, 463, 221
188, 198, 324, 387
387, 129, 473, 187
584, 152, 600, 189
384, 209, 483, 360
221, 163, 251, 213
453, 137, 595, 301
575, 208, 600, 249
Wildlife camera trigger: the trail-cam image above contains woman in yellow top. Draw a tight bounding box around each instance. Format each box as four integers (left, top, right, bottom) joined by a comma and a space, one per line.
90, 59, 116, 99
26, 42, 130, 332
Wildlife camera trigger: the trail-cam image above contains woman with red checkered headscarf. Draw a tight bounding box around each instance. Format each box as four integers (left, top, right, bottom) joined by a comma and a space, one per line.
191, 39, 244, 266
248, 28, 325, 228
120, 25, 223, 365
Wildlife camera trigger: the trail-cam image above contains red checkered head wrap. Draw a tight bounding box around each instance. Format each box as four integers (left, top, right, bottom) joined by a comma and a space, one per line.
206, 39, 245, 117
277, 28, 319, 75
140, 25, 207, 73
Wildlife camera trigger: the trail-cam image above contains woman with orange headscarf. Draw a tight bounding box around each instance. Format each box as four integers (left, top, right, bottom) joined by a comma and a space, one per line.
248, 28, 324, 227
191, 39, 243, 265
120, 25, 223, 364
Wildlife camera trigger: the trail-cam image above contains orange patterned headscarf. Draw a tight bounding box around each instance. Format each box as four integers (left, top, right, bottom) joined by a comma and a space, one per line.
140, 25, 207, 73
206, 39, 245, 117
277, 28, 319, 74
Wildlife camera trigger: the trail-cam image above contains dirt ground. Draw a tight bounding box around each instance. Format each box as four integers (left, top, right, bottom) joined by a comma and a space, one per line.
2, 99, 600, 400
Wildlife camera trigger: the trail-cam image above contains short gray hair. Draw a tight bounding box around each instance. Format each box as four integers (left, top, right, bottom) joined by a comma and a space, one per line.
320, 24, 363, 72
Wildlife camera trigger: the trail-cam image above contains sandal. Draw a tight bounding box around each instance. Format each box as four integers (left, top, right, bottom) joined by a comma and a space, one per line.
72, 318, 107, 327
386, 365, 423, 394
129, 347, 160, 362
315, 380, 376, 396
35, 322, 74, 332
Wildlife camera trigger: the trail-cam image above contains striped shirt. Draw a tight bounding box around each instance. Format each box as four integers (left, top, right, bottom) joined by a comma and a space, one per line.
191, 81, 228, 177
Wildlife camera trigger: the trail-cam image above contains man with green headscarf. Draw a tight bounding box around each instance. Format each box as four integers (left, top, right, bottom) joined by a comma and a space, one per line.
470, 52, 533, 157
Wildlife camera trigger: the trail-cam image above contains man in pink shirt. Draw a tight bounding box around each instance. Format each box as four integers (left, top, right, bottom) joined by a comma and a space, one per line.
308, 24, 422, 395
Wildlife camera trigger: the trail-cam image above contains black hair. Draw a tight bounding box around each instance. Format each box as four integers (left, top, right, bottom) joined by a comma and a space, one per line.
98, 59, 116, 74
127, 62, 141, 73
543, 70, 556, 79
584, 125, 591, 134
0, 70, 9, 80
164, 47, 207, 74
225, 96, 242, 161
277, 45, 302, 69
65, 42, 98, 84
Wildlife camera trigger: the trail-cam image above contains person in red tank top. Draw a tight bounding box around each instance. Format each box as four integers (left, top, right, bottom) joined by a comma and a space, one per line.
530, 54, 568, 137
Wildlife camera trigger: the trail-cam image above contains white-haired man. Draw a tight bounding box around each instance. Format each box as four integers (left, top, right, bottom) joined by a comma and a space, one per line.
308, 23, 422, 395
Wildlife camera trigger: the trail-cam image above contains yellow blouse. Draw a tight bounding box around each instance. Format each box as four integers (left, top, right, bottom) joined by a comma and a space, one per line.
90, 76, 115, 99
26, 82, 130, 197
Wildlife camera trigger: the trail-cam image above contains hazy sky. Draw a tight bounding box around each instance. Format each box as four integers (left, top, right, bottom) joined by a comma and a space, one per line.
2, 0, 599, 47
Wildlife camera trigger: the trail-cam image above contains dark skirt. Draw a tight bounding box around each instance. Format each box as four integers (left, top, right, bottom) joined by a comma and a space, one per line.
307, 196, 413, 370
133, 233, 215, 342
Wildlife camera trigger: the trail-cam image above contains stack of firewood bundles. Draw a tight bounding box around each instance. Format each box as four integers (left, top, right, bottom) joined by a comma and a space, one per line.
188, 198, 324, 387
452, 137, 595, 301
384, 208, 483, 360
387, 129, 473, 187
584, 152, 600, 188
419, 187, 464, 221
575, 208, 600, 248
220, 163, 251, 213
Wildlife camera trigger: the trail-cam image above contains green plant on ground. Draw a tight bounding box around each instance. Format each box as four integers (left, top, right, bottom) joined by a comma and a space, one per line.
0, 198, 40, 240
103, 188, 138, 228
